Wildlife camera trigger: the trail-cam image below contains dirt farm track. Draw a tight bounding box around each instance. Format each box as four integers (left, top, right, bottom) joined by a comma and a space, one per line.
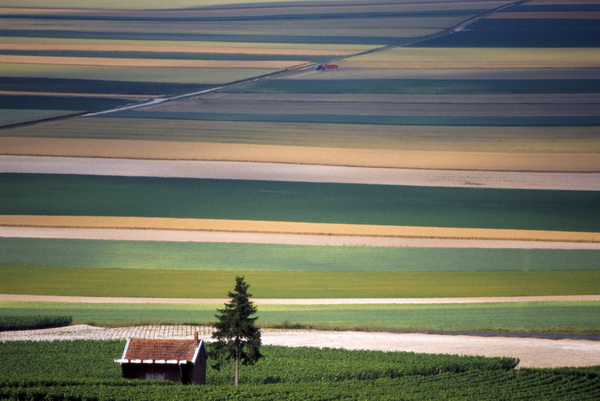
1, 324, 599, 369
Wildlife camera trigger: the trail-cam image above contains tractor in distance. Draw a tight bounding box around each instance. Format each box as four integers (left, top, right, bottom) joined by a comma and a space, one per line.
314, 63, 339, 71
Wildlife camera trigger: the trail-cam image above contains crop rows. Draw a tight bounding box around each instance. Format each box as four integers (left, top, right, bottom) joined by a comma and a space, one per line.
0, 314, 72, 331
0, 341, 598, 401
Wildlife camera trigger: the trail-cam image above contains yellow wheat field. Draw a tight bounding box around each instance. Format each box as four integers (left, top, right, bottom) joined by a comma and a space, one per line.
2, 215, 599, 243
1, 137, 599, 173
0, 55, 308, 69
343, 48, 600, 69
0, 43, 365, 56
0, 37, 376, 53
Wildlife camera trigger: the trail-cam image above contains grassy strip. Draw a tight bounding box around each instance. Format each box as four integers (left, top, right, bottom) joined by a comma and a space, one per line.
0, 314, 72, 331
225, 78, 600, 94
1, 301, 599, 334
2, 174, 599, 232
1, 238, 599, 272
115, 111, 600, 126
1, 266, 598, 299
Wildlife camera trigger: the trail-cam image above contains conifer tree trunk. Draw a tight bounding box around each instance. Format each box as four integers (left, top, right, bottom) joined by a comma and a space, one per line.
235, 353, 239, 386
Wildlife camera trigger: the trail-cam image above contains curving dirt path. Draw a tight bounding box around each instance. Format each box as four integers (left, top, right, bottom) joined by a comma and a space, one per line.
1, 324, 598, 368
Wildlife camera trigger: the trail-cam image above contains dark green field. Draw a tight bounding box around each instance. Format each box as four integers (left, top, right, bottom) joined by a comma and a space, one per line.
223, 78, 600, 95
2, 174, 599, 232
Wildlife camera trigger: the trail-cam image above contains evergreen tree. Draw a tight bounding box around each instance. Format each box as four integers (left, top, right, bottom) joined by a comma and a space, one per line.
211, 276, 263, 386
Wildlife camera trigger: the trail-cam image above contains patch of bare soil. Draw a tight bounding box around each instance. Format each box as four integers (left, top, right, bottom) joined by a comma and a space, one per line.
1, 324, 598, 368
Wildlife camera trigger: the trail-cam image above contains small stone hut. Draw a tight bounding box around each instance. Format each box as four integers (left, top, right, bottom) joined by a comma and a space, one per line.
114, 332, 208, 385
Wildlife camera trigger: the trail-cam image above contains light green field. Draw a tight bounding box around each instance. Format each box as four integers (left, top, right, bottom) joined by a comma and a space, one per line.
1, 300, 598, 334
1, 238, 599, 272
1, 265, 598, 299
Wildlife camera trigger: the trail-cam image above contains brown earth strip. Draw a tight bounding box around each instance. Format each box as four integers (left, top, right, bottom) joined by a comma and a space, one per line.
1, 215, 599, 243
0, 55, 307, 69
1, 294, 599, 305
1, 138, 598, 172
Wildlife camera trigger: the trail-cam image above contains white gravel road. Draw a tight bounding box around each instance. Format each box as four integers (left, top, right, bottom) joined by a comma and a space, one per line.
1, 325, 598, 369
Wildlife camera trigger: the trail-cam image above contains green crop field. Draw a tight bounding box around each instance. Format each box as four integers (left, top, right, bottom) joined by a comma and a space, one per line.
1, 300, 599, 334
2, 174, 599, 232
1, 265, 598, 299
1, 238, 598, 272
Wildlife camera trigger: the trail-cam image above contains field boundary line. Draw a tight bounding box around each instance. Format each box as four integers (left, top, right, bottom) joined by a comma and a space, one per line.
1, 215, 599, 243
1, 294, 599, 305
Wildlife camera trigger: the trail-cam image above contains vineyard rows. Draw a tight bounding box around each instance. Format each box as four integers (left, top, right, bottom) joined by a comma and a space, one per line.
0, 340, 598, 401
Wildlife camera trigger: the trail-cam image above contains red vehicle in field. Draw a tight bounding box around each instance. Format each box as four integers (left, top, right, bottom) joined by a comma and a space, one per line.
314, 63, 339, 71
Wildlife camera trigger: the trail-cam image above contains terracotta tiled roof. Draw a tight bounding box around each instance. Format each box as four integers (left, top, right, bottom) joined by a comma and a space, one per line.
124, 338, 198, 362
